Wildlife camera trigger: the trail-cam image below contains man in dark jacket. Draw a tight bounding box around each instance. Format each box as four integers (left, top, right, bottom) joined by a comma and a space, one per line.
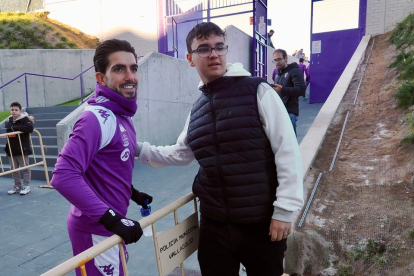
5, 102, 34, 195
272, 48, 306, 135
136, 22, 304, 276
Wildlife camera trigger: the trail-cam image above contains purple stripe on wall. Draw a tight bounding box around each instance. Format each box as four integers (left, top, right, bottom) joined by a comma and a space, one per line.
309, 0, 367, 103
158, 0, 168, 54
309, 29, 362, 103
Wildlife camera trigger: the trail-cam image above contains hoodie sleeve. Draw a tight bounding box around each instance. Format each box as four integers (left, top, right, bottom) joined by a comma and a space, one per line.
136, 113, 195, 168
256, 82, 304, 223
12, 117, 33, 133
281, 67, 306, 97
51, 111, 109, 222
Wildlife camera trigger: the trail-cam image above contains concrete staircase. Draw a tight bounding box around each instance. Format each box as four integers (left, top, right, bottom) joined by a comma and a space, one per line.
0, 106, 78, 181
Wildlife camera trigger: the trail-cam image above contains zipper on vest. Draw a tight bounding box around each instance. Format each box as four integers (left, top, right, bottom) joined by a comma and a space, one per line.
209, 95, 230, 222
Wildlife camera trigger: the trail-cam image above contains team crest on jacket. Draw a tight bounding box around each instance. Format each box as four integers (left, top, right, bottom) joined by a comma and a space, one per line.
119, 124, 129, 147
120, 148, 130, 161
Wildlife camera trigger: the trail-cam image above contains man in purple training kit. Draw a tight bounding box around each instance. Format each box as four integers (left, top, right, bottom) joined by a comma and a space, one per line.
51, 39, 152, 276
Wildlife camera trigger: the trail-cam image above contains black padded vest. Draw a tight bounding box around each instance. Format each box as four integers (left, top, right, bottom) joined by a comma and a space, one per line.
187, 76, 278, 224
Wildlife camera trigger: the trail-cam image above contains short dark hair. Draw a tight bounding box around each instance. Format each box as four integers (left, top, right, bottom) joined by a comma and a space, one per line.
93, 39, 138, 74
10, 102, 21, 110
299, 58, 304, 63
273, 49, 287, 59
269, 30, 274, 33
186, 22, 226, 54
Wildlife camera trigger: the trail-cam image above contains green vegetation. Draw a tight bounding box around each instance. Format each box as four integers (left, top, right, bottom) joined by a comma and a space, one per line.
389, 13, 414, 145
56, 92, 93, 106
336, 265, 353, 276
0, 12, 96, 49
0, 111, 10, 122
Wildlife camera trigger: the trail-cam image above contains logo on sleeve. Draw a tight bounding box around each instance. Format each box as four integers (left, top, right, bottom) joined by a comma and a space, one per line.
97, 109, 110, 124
120, 148, 130, 161
121, 219, 135, 227
98, 264, 114, 276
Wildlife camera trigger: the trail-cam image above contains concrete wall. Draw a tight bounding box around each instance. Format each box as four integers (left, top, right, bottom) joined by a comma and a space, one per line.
44, 0, 158, 57
134, 51, 200, 145
57, 50, 200, 152
366, 0, 414, 35
0, 49, 95, 110
225, 25, 252, 73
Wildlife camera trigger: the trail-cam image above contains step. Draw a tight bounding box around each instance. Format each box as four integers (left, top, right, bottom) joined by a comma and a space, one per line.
0, 135, 59, 146
0, 129, 58, 144
28, 112, 73, 120
0, 154, 57, 167
0, 128, 59, 137
0, 164, 53, 182
26, 106, 78, 114
30, 136, 58, 145
31, 119, 61, 128
33, 127, 57, 137
0, 144, 58, 156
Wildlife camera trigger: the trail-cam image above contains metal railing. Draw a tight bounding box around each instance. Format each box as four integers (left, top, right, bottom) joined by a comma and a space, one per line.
0, 129, 50, 187
0, 65, 94, 108
41, 192, 198, 276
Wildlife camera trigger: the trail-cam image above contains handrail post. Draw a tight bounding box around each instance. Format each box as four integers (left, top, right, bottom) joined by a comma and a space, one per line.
25, 74, 29, 107
80, 74, 84, 103
34, 129, 52, 188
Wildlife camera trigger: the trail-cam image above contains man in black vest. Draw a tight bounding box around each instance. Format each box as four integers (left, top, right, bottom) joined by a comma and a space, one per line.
272, 49, 306, 136
136, 22, 304, 276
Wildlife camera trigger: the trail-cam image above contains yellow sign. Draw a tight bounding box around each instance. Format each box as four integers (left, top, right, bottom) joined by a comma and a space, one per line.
156, 213, 199, 275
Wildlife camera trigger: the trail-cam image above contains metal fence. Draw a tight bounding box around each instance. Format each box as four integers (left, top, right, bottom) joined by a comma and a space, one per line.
0, 0, 44, 12
41, 193, 198, 276
0, 129, 50, 187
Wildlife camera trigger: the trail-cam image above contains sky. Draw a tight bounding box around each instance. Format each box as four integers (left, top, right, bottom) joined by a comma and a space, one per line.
267, 0, 312, 58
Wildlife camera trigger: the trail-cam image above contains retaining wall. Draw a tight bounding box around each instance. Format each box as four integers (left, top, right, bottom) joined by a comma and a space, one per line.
366, 0, 414, 35
0, 49, 95, 111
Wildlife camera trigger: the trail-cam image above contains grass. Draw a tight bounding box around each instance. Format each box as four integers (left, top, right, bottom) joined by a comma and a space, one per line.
336, 265, 352, 276
56, 92, 93, 106
389, 12, 414, 145
0, 12, 84, 49
389, 13, 414, 50
0, 111, 10, 122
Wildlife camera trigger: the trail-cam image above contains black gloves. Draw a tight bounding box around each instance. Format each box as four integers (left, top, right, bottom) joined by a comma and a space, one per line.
99, 208, 143, 244
131, 185, 153, 209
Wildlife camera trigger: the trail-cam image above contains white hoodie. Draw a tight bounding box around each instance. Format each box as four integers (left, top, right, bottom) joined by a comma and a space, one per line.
137, 63, 304, 223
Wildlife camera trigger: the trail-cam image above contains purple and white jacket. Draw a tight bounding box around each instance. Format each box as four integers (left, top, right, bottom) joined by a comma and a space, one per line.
51, 83, 137, 236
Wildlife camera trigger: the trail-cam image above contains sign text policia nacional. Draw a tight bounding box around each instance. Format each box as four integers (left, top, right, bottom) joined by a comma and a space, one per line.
155, 213, 199, 275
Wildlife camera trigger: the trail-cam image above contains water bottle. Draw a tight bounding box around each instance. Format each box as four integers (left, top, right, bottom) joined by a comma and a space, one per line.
140, 200, 152, 237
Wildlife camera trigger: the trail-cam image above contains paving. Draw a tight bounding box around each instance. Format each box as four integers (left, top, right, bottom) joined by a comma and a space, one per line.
0, 88, 322, 276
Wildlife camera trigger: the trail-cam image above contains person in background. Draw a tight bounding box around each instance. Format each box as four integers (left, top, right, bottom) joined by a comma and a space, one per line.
51, 39, 152, 276
295, 48, 303, 59
272, 49, 306, 135
268, 29, 275, 48
298, 58, 308, 101
5, 102, 34, 195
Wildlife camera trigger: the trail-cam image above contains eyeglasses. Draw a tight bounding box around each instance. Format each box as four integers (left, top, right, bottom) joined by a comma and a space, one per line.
272, 58, 284, 64
190, 45, 228, 57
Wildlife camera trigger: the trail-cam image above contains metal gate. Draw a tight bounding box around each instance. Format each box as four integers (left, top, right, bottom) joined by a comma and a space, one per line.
157, 0, 268, 78
309, 0, 367, 103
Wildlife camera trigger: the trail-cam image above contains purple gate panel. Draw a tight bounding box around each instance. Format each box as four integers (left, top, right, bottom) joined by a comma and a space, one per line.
253, 0, 267, 78
309, 29, 363, 103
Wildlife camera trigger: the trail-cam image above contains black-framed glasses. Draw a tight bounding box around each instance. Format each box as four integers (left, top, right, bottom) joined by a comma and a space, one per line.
272, 58, 284, 64
190, 45, 228, 57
